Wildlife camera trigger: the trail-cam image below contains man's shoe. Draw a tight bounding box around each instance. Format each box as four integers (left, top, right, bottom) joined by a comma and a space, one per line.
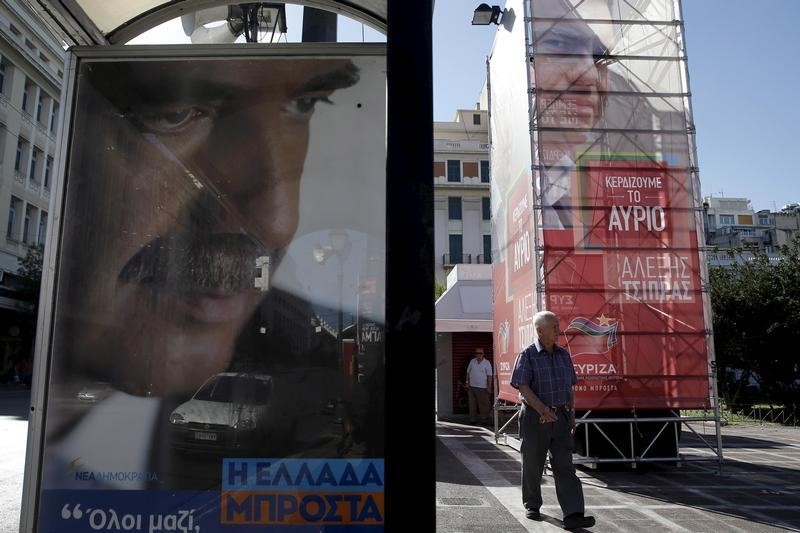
525, 509, 542, 521
563, 513, 595, 530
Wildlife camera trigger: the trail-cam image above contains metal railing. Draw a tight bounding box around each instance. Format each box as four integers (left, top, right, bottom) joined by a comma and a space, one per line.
442, 253, 472, 266
726, 406, 797, 426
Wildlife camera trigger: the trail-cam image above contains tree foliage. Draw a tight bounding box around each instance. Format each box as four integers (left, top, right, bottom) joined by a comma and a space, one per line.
15, 244, 44, 315
434, 278, 446, 301
709, 236, 800, 407
17, 244, 44, 283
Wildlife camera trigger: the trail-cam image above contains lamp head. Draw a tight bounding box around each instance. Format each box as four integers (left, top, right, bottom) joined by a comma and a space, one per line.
472, 4, 503, 25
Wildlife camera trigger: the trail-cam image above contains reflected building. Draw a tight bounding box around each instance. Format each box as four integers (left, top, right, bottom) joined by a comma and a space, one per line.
0, 0, 64, 377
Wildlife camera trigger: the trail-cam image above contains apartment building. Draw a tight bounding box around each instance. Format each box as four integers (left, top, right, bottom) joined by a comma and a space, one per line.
433, 106, 491, 283
702, 196, 800, 255
0, 0, 64, 369
434, 106, 494, 419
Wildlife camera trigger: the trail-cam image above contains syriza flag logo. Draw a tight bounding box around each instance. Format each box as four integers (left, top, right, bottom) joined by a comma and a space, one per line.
498, 320, 510, 355
564, 315, 619, 357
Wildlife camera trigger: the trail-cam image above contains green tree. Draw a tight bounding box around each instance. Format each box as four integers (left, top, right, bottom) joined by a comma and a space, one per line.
17, 244, 44, 283
709, 236, 800, 407
16, 244, 44, 313
434, 278, 446, 301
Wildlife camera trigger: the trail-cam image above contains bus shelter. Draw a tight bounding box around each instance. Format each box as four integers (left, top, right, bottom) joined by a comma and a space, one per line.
20, 1, 434, 530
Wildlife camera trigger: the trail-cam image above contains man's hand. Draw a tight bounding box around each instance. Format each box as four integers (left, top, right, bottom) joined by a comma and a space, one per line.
538, 406, 558, 423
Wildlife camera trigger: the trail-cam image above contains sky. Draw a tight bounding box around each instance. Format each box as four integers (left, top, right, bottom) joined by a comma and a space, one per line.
432, 0, 800, 213
131, 1, 799, 213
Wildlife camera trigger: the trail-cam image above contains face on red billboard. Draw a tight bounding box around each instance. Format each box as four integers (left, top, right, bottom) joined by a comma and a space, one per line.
532, 0, 613, 165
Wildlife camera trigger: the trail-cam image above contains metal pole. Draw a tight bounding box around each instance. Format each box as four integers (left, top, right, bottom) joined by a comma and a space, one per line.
337, 259, 344, 367
386, 0, 434, 527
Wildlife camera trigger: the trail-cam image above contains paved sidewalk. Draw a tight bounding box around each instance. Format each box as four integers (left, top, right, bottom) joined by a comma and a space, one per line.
436, 420, 800, 532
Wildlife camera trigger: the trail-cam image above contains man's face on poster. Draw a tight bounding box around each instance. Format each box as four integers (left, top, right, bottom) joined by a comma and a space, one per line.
533, 0, 613, 139
63, 58, 359, 397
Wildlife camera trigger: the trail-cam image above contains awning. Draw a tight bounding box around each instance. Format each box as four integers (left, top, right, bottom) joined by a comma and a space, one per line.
435, 264, 492, 333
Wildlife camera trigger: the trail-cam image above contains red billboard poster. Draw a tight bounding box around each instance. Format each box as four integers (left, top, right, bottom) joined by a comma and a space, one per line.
544, 154, 709, 409
488, 0, 539, 403
30, 47, 387, 531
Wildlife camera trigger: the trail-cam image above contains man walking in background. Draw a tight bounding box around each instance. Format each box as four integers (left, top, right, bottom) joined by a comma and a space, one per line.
466, 347, 493, 425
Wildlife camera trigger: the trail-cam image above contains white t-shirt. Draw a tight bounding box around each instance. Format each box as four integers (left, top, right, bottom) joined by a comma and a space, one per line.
467, 358, 493, 389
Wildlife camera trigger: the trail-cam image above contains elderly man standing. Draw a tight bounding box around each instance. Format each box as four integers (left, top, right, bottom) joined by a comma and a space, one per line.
511, 310, 594, 530
466, 347, 493, 425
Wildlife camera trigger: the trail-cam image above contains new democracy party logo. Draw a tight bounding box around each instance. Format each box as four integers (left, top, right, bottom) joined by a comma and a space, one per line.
221, 458, 384, 525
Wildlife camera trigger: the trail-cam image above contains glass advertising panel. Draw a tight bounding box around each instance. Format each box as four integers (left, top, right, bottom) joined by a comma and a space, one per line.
530, 0, 708, 409
35, 48, 386, 530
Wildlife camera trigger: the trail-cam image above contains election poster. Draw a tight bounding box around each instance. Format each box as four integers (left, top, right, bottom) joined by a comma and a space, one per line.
28, 46, 387, 531
491, 0, 711, 410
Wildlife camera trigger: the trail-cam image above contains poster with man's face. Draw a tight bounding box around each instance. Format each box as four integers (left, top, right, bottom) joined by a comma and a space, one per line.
492, 0, 711, 410
35, 48, 387, 530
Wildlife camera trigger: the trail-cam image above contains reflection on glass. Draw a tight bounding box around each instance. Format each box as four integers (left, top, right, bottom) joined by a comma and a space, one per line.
39, 53, 387, 501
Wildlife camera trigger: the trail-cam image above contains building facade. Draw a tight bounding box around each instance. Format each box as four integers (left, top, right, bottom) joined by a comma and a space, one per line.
433, 106, 491, 283
702, 196, 800, 256
0, 0, 64, 376
433, 107, 494, 419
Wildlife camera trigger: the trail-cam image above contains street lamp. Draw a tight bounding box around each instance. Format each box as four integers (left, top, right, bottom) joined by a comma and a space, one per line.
471, 3, 503, 25
313, 229, 352, 347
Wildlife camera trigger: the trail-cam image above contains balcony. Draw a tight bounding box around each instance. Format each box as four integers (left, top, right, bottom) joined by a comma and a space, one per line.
434, 139, 489, 154
475, 254, 492, 265
443, 253, 472, 267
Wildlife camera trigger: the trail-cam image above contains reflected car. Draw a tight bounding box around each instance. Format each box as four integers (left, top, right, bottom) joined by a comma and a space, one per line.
76, 382, 112, 403
168, 372, 275, 452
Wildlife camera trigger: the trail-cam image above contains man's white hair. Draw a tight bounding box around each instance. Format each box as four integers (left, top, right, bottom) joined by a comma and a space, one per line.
533, 310, 558, 337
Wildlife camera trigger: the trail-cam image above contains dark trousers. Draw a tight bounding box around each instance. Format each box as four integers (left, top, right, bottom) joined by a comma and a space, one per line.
519, 403, 584, 517
468, 386, 491, 422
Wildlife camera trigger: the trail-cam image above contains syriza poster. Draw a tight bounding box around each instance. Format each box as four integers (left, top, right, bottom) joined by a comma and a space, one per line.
491, 0, 711, 409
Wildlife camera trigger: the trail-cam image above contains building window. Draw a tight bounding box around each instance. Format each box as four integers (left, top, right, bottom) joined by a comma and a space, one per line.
7, 197, 21, 239
23, 205, 34, 243
482, 197, 491, 220
50, 103, 59, 133
29, 147, 40, 181
39, 52, 49, 63
22, 81, 35, 113
0, 59, 6, 95
448, 197, 462, 220
719, 214, 735, 225
38, 211, 48, 246
15, 138, 28, 172
449, 234, 463, 264
447, 160, 461, 182
480, 160, 490, 183
0, 124, 5, 162
25, 38, 36, 51
758, 215, 770, 226
36, 92, 45, 123
483, 235, 492, 264
473, 113, 481, 125
10, 24, 21, 36
44, 156, 53, 189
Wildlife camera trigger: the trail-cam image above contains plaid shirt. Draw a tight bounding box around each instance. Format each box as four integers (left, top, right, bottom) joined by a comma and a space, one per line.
510, 339, 576, 406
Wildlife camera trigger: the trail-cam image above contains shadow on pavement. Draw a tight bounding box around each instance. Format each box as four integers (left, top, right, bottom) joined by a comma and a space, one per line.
0, 387, 31, 421
681, 430, 793, 450
586, 450, 800, 531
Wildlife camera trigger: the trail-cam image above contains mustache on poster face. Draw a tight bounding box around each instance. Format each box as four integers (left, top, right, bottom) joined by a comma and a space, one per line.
118, 233, 274, 294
